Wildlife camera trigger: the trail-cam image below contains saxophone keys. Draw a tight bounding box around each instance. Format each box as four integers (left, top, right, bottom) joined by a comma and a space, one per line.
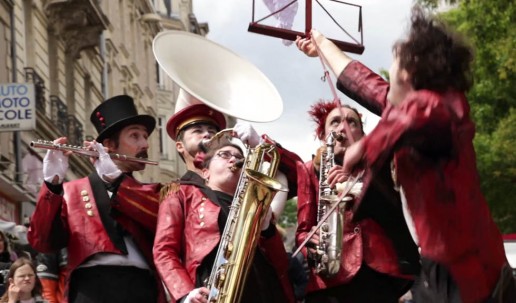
215, 266, 227, 288
224, 242, 233, 259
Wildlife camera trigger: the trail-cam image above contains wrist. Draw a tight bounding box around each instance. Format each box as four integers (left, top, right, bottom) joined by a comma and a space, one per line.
261, 222, 276, 239
45, 181, 64, 195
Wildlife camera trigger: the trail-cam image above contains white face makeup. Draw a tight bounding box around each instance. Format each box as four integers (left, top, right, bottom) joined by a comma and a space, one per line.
324, 107, 364, 159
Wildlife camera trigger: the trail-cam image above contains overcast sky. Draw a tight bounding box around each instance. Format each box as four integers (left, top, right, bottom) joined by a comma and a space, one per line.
193, 0, 413, 161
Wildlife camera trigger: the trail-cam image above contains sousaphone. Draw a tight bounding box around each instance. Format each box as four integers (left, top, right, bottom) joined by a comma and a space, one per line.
153, 30, 283, 122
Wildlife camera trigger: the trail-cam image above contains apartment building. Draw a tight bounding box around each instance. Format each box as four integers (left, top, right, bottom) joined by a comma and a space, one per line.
0, 0, 207, 224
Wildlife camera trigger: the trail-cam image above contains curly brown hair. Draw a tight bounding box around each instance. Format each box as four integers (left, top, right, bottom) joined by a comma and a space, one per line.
394, 6, 473, 92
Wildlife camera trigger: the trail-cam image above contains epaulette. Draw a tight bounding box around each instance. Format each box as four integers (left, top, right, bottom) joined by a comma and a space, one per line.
159, 180, 181, 202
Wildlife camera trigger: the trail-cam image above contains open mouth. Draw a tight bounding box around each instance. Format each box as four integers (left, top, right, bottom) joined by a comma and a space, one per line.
136, 151, 149, 159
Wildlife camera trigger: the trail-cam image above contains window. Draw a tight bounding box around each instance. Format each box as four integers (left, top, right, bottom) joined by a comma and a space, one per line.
158, 116, 168, 158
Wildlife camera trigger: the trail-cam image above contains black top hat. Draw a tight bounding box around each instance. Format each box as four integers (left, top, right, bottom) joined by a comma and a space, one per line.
90, 95, 156, 142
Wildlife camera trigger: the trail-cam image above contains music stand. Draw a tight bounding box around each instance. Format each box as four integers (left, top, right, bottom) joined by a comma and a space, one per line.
248, 0, 364, 54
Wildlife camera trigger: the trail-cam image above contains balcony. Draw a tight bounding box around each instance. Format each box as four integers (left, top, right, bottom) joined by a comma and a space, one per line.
0, 155, 11, 172
68, 115, 83, 147
24, 68, 46, 113
189, 13, 209, 36
44, 0, 109, 57
49, 96, 83, 146
50, 95, 69, 136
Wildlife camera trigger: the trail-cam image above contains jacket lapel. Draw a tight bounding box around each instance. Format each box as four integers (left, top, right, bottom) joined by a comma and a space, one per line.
181, 170, 223, 209
88, 172, 128, 254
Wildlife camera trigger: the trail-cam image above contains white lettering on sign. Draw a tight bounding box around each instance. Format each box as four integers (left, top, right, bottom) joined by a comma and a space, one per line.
0, 83, 36, 131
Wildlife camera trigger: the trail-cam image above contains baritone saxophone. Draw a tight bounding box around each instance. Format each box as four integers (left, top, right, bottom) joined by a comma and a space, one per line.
205, 131, 287, 303
312, 131, 351, 277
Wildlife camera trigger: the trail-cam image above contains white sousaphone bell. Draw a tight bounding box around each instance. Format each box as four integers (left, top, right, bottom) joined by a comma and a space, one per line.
153, 30, 283, 122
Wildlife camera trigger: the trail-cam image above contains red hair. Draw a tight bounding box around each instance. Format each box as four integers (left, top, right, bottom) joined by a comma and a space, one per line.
308, 99, 363, 140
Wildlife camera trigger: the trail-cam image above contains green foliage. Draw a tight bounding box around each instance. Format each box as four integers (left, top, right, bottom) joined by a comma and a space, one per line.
379, 68, 390, 81
277, 198, 299, 228
439, 0, 516, 232
417, 0, 460, 9
474, 109, 516, 232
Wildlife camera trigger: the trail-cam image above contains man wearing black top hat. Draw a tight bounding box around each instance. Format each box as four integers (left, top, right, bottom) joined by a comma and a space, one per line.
28, 95, 166, 303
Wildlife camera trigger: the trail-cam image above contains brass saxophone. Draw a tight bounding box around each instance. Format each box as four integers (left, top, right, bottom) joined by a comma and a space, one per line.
205, 131, 287, 303
312, 131, 351, 277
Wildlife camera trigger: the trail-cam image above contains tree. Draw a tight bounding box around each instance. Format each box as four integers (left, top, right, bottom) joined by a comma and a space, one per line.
435, 0, 516, 233
417, 0, 459, 9
278, 198, 299, 228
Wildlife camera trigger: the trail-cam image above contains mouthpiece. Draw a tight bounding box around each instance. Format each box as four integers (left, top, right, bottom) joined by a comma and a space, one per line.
331, 132, 345, 142
230, 159, 245, 172
199, 139, 210, 153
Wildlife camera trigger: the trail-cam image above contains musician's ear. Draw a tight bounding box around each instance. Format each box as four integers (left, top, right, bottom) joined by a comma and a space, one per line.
202, 167, 210, 181
400, 68, 410, 85
176, 141, 185, 156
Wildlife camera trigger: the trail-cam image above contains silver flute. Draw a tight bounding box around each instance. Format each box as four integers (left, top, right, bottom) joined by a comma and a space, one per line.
30, 140, 158, 165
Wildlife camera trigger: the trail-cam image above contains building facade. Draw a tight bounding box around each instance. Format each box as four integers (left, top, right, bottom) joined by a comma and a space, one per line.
0, 0, 206, 224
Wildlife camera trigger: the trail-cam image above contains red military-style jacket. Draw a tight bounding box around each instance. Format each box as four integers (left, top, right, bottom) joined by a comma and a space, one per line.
114, 175, 162, 232
296, 160, 413, 294
336, 61, 508, 303
27, 174, 166, 303
153, 182, 296, 303
115, 135, 303, 230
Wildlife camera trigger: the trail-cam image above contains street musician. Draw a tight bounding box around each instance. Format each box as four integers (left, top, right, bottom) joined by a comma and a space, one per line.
28, 95, 166, 303
296, 6, 516, 303
296, 99, 418, 303
153, 140, 295, 303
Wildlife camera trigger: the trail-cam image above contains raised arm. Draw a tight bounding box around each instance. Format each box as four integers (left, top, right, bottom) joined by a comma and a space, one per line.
28, 138, 71, 253
295, 29, 353, 79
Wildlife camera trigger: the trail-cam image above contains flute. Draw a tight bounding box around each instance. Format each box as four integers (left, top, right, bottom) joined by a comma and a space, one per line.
30, 140, 158, 165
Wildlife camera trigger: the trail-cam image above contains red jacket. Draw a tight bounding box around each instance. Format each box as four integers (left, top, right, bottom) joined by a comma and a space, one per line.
114, 175, 162, 232
28, 175, 166, 303
337, 61, 508, 303
153, 183, 295, 302
296, 160, 413, 293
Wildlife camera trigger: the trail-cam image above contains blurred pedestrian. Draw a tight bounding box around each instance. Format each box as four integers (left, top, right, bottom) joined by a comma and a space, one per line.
0, 231, 17, 296
0, 257, 47, 303
36, 248, 68, 303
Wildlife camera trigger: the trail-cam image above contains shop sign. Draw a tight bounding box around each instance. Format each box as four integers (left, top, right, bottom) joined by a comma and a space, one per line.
0, 83, 36, 131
